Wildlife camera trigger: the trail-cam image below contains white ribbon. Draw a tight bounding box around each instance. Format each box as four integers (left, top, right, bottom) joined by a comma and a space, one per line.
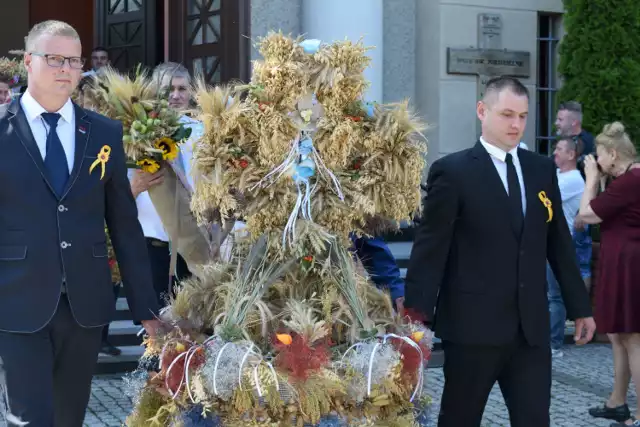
164, 351, 188, 399
249, 133, 344, 248
0, 356, 27, 426
341, 335, 424, 403
206, 339, 279, 400
249, 135, 300, 193
382, 334, 424, 402
311, 144, 344, 201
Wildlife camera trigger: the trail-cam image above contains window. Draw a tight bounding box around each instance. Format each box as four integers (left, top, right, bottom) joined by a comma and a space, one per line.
536, 14, 562, 155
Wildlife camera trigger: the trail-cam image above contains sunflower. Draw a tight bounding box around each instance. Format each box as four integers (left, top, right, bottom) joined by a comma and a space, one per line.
155, 137, 179, 161
136, 158, 161, 173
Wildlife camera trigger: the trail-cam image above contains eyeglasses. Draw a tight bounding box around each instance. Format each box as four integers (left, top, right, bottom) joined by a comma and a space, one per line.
30, 52, 85, 69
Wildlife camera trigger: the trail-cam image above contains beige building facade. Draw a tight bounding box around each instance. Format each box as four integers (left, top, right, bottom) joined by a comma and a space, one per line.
250, 0, 565, 165
3, 0, 565, 166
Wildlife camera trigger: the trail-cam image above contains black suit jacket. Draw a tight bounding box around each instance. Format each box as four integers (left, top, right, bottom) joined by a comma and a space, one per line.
405, 142, 592, 346
0, 98, 159, 333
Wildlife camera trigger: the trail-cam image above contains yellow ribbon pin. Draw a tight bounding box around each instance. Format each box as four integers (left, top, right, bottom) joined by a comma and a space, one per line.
89, 145, 111, 180
538, 191, 553, 223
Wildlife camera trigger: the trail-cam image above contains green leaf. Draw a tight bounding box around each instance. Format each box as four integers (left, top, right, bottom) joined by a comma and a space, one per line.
558, 0, 640, 151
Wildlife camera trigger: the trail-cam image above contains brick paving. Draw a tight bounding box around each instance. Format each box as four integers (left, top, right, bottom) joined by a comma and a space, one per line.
84, 344, 637, 426
424, 344, 637, 427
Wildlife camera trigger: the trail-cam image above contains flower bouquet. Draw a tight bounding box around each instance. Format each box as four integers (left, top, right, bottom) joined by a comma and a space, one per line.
85, 67, 222, 272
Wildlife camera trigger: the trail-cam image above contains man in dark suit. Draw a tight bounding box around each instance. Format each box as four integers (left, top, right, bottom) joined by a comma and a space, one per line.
405, 76, 596, 427
0, 20, 160, 426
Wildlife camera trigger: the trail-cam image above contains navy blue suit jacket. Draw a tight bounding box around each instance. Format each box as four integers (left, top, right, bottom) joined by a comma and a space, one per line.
0, 98, 159, 333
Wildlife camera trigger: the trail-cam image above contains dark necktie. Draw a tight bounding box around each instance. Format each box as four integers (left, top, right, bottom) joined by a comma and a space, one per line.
41, 113, 70, 197
506, 153, 523, 234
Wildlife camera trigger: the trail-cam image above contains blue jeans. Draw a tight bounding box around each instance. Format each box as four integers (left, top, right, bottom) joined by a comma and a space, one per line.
547, 263, 566, 350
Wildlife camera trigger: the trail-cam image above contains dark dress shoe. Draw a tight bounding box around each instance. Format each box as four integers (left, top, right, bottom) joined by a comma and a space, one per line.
589, 403, 631, 422
100, 341, 122, 356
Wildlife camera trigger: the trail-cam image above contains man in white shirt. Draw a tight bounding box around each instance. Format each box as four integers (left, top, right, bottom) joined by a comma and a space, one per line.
129, 62, 197, 307
548, 137, 586, 357
405, 76, 595, 427
0, 20, 159, 425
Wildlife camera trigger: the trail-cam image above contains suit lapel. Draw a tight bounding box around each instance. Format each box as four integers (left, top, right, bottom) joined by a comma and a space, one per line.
7, 99, 57, 195
470, 141, 520, 240
61, 104, 91, 199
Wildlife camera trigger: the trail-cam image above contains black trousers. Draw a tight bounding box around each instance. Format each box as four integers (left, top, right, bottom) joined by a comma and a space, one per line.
101, 283, 120, 342
101, 238, 190, 339
438, 333, 551, 427
145, 237, 190, 307
0, 295, 103, 427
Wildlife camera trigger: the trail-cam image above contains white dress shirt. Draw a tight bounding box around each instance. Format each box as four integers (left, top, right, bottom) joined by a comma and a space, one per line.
480, 137, 527, 215
20, 90, 75, 172
177, 115, 204, 191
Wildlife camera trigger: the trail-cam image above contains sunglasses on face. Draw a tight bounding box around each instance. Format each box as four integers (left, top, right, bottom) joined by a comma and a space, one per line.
30, 52, 85, 69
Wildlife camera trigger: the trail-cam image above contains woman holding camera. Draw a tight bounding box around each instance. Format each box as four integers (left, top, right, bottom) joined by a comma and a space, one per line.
579, 122, 640, 427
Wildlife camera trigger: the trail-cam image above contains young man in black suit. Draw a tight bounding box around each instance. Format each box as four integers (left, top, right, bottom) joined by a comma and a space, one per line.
405, 76, 596, 427
0, 20, 160, 426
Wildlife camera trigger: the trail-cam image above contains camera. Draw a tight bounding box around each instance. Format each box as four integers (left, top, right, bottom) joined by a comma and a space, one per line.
577, 153, 600, 178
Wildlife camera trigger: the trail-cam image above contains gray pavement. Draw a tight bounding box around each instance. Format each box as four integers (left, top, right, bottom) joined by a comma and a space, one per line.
84, 344, 637, 427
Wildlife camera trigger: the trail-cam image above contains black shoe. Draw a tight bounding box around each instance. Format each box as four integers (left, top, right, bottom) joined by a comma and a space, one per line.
589, 403, 631, 422
100, 342, 122, 356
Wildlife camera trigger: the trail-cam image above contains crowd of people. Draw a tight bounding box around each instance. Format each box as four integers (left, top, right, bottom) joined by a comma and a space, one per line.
0, 17, 637, 427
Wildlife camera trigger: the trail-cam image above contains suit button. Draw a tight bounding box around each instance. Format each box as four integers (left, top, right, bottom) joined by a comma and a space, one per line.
60, 241, 71, 249
58, 205, 68, 212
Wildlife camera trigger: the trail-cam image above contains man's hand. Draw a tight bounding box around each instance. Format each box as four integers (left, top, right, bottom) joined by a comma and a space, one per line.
395, 297, 405, 318
574, 317, 596, 345
141, 319, 162, 338
130, 168, 165, 198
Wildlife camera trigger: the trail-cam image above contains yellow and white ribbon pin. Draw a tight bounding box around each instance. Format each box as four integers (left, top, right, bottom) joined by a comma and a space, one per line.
89, 145, 111, 180
538, 191, 553, 223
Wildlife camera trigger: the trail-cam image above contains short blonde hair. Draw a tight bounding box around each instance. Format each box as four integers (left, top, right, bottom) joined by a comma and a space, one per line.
595, 121, 637, 161
25, 20, 80, 52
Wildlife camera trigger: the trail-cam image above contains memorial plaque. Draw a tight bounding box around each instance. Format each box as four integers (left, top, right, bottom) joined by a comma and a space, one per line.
447, 48, 531, 78
478, 13, 502, 49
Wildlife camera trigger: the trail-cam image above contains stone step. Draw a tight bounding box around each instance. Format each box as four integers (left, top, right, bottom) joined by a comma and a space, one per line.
96, 345, 145, 375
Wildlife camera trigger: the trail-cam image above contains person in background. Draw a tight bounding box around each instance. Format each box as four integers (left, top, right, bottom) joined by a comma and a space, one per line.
548, 137, 587, 358
555, 101, 595, 155
0, 77, 12, 104
579, 122, 640, 427
82, 46, 109, 77
351, 234, 405, 315
128, 62, 195, 308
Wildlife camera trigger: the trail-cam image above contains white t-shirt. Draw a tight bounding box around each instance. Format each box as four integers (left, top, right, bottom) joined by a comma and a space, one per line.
557, 169, 585, 232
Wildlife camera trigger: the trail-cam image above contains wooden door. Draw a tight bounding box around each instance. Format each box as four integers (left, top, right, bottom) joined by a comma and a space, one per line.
169, 0, 250, 84
29, 0, 95, 61
95, 0, 158, 71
